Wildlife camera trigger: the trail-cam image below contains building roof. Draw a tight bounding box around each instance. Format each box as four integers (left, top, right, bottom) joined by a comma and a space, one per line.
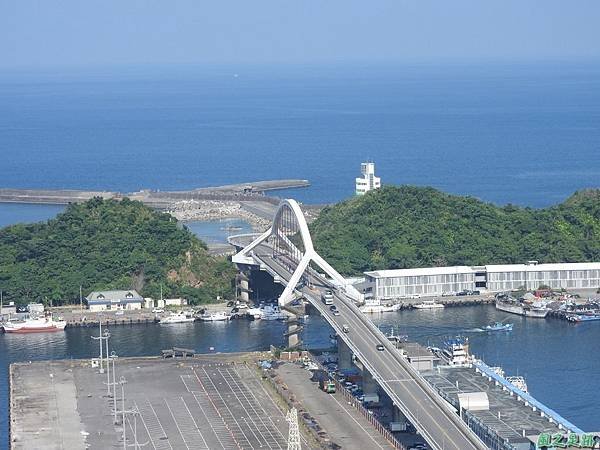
365, 262, 600, 278
365, 266, 476, 278
86, 290, 143, 303
485, 262, 600, 272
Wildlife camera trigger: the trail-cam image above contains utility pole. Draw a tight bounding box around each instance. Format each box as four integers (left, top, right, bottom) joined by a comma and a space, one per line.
103, 330, 111, 395
91, 315, 106, 373
109, 352, 119, 424
80, 285, 83, 312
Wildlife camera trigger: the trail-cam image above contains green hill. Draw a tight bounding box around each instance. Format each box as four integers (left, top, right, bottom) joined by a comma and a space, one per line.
309, 186, 600, 275
0, 198, 236, 305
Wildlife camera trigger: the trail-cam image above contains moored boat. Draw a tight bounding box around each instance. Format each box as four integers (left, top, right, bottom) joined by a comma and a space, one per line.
360, 299, 401, 313
159, 311, 196, 324
1, 314, 66, 333
495, 295, 549, 318
199, 311, 230, 322
413, 300, 444, 309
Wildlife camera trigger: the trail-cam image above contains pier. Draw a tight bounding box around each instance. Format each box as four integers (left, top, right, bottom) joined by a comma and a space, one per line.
0, 179, 310, 207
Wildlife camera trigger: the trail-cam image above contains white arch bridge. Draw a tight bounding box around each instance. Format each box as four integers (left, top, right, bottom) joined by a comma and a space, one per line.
230, 199, 487, 450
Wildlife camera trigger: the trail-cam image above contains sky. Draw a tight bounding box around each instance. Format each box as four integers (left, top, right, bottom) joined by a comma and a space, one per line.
1, 1, 600, 69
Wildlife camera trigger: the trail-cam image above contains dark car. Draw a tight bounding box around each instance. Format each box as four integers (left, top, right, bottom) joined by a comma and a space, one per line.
376, 343, 385, 351
469, 290, 481, 295
329, 305, 337, 311
456, 290, 469, 296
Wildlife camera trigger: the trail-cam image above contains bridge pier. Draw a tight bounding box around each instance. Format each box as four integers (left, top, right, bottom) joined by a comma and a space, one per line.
362, 370, 378, 396
287, 321, 301, 348
236, 271, 251, 303
393, 405, 407, 423
338, 339, 353, 370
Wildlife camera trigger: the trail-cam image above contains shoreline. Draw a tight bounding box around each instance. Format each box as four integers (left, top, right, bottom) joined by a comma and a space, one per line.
168, 199, 271, 231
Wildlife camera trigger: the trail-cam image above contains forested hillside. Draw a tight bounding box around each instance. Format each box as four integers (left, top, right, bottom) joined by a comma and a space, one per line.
310, 186, 600, 275
0, 198, 236, 305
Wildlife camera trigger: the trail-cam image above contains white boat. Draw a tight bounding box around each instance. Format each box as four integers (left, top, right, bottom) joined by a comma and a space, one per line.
246, 307, 263, 320
260, 304, 287, 321
431, 337, 473, 366
360, 299, 400, 314
199, 311, 230, 322
1, 314, 66, 333
159, 311, 195, 324
495, 297, 548, 318
246, 304, 287, 320
413, 300, 444, 309
507, 375, 528, 393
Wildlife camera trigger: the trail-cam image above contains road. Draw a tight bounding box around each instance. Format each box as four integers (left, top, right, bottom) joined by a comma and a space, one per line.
248, 242, 488, 450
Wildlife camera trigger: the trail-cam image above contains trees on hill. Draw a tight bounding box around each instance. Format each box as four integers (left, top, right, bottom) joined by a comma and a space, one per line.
0, 198, 236, 305
310, 186, 600, 275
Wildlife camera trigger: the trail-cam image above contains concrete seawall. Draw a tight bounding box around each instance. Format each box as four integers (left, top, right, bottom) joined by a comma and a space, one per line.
0, 179, 309, 207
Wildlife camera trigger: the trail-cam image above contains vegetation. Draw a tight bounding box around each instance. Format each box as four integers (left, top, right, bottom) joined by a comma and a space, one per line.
0, 198, 236, 306
310, 186, 600, 275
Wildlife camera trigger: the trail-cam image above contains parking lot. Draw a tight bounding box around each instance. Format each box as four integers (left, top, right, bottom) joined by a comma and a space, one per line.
12, 355, 299, 450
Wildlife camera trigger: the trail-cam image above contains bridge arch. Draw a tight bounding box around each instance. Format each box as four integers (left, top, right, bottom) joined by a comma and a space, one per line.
232, 199, 361, 305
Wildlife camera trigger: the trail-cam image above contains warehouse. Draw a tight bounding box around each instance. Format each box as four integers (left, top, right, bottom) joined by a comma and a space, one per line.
363, 261, 600, 301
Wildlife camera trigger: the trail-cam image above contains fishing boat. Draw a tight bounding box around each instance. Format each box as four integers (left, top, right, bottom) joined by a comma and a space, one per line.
430, 337, 473, 366
199, 311, 230, 322
567, 313, 600, 323
159, 311, 195, 324
495, 295, 548, 318
484, 322, 513, 332
1, 313, 66, 333
360, 299, 401, 313
413, 300, 444, 309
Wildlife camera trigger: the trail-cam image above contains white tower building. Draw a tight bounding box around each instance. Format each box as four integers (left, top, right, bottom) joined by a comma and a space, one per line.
355, 162, 381, 195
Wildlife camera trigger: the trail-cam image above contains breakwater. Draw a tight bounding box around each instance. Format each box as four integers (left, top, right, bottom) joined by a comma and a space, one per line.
0, 179, 309, 207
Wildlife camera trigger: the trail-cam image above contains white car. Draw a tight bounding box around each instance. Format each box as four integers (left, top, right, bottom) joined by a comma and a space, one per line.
152, 308, 164, 313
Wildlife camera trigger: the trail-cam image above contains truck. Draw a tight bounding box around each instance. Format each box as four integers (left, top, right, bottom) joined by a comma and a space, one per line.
321, 289, 334, 305
362, 393, 379, 403
389, 421, 408, 432
319, 379, 336, 394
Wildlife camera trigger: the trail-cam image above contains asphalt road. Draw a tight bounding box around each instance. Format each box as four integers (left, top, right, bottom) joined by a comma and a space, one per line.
251, 244, 487, 450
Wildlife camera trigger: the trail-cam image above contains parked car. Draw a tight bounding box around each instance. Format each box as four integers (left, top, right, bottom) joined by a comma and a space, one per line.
469, 290, 481, 295
456, 290, 469, 296
152, 308, 164, 313
115, 309, 124, 316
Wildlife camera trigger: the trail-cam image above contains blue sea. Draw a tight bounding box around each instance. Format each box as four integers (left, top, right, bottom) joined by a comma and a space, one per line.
1, 62, 600, 446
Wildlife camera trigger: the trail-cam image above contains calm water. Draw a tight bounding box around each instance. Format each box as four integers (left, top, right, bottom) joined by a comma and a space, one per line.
1, 63, 599, 206
2, 306, 599, 449
1, 63, 600, 445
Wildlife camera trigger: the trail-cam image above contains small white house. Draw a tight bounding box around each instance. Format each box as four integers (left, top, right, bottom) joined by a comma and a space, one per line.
164, 298, 188, 307
86, 290, 144, 312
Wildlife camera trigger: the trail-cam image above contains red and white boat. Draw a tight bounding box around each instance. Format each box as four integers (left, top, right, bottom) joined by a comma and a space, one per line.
1, 314, 66, 333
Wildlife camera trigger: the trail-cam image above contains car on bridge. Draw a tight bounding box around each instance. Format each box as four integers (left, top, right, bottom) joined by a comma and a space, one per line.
376, 343, 385, 351
342, 324, 350, 333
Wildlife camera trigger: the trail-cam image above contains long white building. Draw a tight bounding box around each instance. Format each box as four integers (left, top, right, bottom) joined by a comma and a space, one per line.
363, 261, 600, 300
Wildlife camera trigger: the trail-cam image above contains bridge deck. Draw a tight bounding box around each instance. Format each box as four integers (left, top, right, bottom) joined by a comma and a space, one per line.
241, 241, 487, 450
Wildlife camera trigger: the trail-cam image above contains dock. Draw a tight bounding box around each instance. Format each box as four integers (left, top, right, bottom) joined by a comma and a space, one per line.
0, 179, 310, 207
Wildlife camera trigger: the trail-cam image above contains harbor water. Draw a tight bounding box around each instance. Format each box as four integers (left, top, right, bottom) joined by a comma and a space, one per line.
2, 305, 600, 449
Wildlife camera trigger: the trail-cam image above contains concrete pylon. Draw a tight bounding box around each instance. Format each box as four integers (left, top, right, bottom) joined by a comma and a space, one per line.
287, 322, 301, 348
338, 339, 353, 370
363, 370, 378, 396
393, 405, 407, 423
